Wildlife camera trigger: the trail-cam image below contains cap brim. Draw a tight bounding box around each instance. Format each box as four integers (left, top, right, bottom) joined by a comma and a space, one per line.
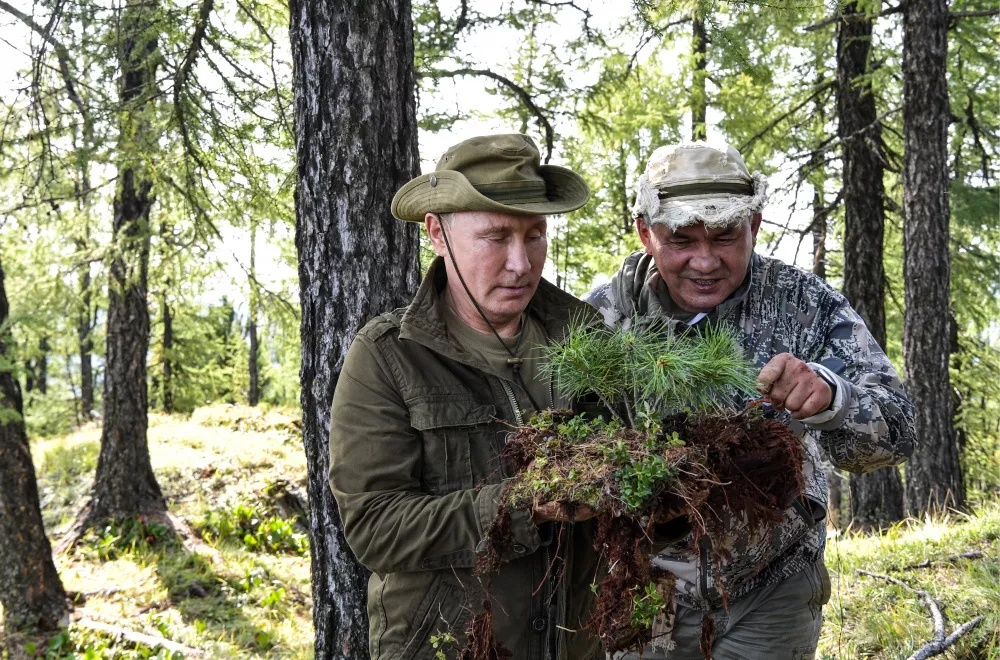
391, 165, 590, 222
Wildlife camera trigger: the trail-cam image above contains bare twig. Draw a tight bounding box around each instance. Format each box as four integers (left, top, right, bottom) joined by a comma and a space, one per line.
857, 570, 986, 660
900, 550, 984, 570
739, 80, 835, 153
0, 0, 87, 118
173, 0, 215, 178
419, 67, 556, 162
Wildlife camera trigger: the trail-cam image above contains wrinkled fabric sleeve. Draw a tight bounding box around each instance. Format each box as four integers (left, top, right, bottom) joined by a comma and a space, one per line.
329, 334, 541, 575
806, 301, 916, 474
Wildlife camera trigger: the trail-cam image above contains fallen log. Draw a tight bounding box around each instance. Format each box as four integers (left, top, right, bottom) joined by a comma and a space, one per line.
76, 617, 204, 657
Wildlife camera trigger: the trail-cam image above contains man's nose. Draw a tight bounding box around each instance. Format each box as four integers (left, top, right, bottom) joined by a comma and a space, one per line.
506, 240, 532, 277
688, 242, 721, 273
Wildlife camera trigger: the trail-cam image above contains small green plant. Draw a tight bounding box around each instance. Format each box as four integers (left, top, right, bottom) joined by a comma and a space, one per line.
83, 517, 173, 560
631, 583, 667, 630
430, 631, 458, 660
616, 454, 676, 512
541, 318, 757, 426
200, 502, 308, 555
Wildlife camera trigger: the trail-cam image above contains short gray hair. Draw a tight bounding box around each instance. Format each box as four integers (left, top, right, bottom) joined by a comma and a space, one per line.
435, 212, 456, 226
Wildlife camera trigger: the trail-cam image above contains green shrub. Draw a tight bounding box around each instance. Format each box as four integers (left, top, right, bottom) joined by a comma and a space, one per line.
200, 502, 308, 555
190, 403, 300, 437
82, 517, 174, 561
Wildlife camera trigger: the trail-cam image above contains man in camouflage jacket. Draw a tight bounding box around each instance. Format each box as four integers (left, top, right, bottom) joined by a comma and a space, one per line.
587, 141, 915, 659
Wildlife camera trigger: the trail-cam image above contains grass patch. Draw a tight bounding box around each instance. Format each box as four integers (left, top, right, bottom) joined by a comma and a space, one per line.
821, 501, 1000, 659
24, 415, 313, 659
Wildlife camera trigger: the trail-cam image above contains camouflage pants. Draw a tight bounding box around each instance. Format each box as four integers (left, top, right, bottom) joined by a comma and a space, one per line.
615, 559, 831, 660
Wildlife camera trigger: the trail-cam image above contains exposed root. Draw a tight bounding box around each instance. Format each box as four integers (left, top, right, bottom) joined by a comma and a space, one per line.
699, 614, 715, 659
456, 600, 513, 660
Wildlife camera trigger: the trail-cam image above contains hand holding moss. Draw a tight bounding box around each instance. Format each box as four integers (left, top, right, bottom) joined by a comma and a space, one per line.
532, 501, 596, 524
756, 353, 832, 420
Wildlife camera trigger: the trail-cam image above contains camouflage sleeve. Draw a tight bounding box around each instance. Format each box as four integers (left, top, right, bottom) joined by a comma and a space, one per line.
804, 300, 916, 474
583, 282, 622, 328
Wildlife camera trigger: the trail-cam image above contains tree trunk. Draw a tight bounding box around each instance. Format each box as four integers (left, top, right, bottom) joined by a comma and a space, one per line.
248, 220, 259, 406
902, 0, 964, 515
289, 0, 422, 656
0, 256, 67, 634
37, 337, 49, 395
691, 12, 708, 141
811, 186, 827, 280
162, 294, 173, 414
89, 0, 165, 523
78, 256, 94, 419
837, 8, 905, 529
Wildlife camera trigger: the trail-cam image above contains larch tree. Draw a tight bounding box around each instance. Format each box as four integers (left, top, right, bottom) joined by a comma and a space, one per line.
87, 0, 166, 524
289, 0, 422, 656
902, 0, 965, 515
836, 6, 905, 529
0, 256, 67, 635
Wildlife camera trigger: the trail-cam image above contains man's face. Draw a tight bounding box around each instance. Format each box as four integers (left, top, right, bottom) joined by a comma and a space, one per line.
637, 214, 761, 313
425, 211, 547, 330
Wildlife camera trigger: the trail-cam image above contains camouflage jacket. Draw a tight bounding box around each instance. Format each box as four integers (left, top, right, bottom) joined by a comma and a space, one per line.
585, 251, 915, 610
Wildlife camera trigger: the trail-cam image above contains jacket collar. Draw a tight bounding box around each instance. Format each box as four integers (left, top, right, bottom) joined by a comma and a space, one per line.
609, 250, 759, 326
398, 257, 591, 374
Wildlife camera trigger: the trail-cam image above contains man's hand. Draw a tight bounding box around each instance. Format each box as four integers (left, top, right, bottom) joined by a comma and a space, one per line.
532, 501, 596, 525
756, 353, 832, 420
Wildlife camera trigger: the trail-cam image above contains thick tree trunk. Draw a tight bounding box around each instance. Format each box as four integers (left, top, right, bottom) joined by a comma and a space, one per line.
162, 294, 173, 413
289, 1, 422, 656
0, 257, 67, 633
248, 220, 259, 406
691, 13, 708, 141
837, 8, 905, 529
89, 0, 165, 523
902, 0, 964, 515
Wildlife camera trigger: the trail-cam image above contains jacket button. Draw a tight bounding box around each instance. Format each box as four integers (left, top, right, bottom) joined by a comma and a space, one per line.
532, 617, 547, 632
429, 175, 438, 187
512, 543, 527, 554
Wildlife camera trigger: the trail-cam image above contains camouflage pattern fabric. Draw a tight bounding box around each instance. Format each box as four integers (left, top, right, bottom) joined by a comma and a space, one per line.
584, 251, 915, 610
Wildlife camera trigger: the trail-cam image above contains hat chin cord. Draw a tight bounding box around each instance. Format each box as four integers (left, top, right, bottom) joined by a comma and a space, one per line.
437, 215, 543, 412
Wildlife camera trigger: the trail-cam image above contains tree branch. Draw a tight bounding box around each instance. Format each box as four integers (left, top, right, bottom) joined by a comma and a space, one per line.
739, 80, 835, 153
0, 0, 87, 119
173, 0, 215, 177
419, 67, 556, 162
858, 570, 986, 660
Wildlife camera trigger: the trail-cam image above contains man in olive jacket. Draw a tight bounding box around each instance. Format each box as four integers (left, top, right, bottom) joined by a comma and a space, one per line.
330, 134, 603, 660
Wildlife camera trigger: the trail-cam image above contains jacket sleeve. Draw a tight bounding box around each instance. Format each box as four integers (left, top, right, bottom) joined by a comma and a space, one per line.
803, 300, 916, 474
329, 334, 541, 575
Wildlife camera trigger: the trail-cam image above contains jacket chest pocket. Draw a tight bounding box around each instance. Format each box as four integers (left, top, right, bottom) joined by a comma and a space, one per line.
409, 396, 498, 495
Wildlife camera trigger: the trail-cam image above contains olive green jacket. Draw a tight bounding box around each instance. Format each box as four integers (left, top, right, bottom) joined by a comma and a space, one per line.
329, 258, 602, 660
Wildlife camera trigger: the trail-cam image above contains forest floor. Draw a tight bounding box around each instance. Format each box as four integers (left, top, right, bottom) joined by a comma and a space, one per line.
15, 406, 1000, 659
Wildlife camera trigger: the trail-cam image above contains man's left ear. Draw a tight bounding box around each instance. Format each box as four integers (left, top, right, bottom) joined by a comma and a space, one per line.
750, 212, 762, 245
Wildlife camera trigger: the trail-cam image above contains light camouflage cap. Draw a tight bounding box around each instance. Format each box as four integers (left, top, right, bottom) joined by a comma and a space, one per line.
632, 140, 769, 230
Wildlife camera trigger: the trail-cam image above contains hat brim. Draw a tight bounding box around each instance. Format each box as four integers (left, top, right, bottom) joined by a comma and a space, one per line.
391, 165, 590, 222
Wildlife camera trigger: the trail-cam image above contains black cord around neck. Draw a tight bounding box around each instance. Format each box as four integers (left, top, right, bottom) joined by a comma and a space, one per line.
437, 215, 542, 412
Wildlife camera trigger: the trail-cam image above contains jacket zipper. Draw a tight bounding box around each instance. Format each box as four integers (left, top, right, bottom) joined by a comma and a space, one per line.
500, 379, 524, 426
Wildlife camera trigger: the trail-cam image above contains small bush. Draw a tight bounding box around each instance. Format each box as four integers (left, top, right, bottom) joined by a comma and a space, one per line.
81, 517, 174, 561
200, 502, 308, 556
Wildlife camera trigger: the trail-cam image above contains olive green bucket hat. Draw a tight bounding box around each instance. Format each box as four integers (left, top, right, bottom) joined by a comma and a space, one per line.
391, 133, 591, 222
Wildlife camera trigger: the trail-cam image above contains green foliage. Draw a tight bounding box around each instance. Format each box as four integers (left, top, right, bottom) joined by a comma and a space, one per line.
21, 627, 184, 660
542, 318, 758, 424
616, 454, 676, 512
430, 631, 458, 660
631, 582, 667, 630
81, 517, 174, 561
199, 502, 308, 556
190, 403, 300, 438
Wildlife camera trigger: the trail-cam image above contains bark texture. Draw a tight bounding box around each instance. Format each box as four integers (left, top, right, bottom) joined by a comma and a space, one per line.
837, 8, 905, 528
902, 0, 964, 515
289, 1, 422, 656
162, 295, 174, 413
78, 259, 94, 419
90, 0, 165, 522
248, 220, 259, 407
0, 257, 67, 633
691, 13, 708, 141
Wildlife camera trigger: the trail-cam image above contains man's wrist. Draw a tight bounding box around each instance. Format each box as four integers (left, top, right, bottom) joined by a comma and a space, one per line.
800, 363, 849, 428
